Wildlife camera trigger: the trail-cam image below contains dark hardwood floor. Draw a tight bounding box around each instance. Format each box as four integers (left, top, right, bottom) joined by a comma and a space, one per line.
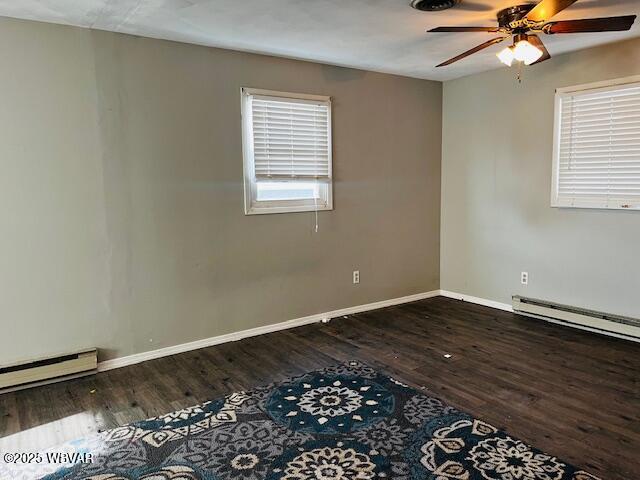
1, 296, 638, 478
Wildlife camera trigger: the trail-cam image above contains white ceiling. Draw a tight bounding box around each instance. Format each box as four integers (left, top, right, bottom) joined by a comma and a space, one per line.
0, 0, 638, 81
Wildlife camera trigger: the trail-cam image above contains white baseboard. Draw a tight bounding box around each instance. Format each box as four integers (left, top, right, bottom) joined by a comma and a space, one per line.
97, 290, 441, 372
438, 290, 513, 312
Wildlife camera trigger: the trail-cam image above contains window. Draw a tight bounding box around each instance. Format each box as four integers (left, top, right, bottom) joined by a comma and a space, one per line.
552, 76, 640, 210
241, 88, 332, 215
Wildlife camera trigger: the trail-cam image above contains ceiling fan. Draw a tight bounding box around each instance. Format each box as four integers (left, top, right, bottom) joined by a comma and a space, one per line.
427, 0, 637, 67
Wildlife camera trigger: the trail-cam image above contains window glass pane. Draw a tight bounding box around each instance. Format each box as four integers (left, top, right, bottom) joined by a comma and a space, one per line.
256, 181, 320, 201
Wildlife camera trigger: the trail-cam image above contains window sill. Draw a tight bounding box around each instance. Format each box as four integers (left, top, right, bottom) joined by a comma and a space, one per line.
551, 201, 640, 211
245, 203, 333, 215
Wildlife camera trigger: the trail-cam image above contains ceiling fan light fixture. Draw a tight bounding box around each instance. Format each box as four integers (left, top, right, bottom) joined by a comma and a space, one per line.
496, 46, 515, 67
513, 39, 543, 65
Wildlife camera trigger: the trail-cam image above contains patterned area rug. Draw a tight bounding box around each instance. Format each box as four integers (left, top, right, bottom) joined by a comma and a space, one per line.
3, 361, 600, 480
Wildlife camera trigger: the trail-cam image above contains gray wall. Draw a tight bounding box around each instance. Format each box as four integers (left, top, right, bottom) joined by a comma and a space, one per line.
0, 17, 442, 365
441, 37, 640, 318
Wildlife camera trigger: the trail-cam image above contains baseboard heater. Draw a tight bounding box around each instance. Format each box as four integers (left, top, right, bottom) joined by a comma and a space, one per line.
513, 296, 640, 342
0, 348, 97, 393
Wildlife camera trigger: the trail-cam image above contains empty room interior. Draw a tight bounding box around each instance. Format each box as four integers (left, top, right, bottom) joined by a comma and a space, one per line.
0, 0, 639, 479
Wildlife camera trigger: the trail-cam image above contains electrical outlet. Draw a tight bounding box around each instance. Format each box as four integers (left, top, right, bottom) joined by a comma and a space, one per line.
521, 272, 529, 285
353, 270, 360, 284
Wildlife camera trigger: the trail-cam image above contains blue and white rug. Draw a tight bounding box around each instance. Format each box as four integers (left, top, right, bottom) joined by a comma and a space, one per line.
2, 361, 600, 480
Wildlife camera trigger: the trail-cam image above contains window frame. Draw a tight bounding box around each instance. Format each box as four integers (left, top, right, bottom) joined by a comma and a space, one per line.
241, 87, 333, 215
551, 75, 640, 211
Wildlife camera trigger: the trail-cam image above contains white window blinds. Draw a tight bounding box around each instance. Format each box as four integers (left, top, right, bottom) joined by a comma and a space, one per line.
248, 94, 331, 180
553, 79, 640, 210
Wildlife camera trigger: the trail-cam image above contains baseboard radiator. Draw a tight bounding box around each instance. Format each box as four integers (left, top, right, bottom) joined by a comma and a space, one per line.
0, 348, 97, 393
513, 296, 640, 342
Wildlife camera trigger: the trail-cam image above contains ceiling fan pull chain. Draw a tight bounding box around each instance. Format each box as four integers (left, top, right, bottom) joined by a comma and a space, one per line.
517, 62, 523, 84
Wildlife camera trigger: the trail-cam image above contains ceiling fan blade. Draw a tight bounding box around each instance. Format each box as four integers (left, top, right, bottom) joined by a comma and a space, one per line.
436, 37, 506, 67
526, 0, 578, 22
428, 26, 499, 32
544, 15, 637, 34
528, 34, 551, 65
